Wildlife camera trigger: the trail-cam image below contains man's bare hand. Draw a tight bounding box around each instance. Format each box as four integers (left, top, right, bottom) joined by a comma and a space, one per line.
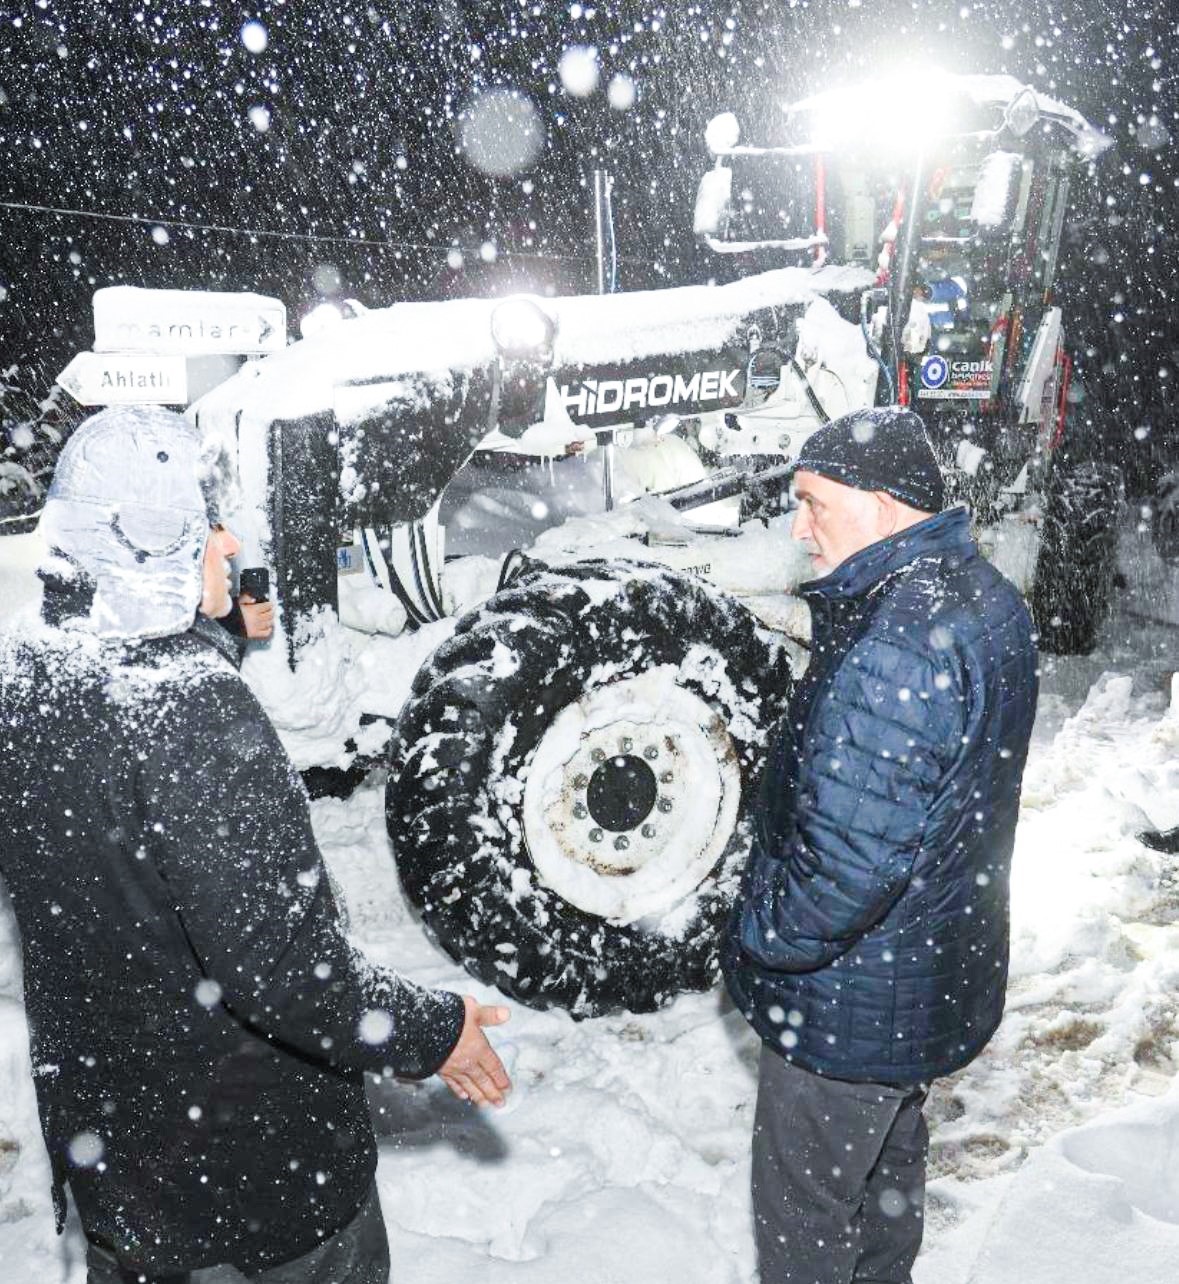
239, 594, 275, 640
438, 996, 511, 1108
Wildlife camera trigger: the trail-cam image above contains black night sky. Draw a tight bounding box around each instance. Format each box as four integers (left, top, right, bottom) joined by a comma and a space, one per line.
1, 0, 1176, 487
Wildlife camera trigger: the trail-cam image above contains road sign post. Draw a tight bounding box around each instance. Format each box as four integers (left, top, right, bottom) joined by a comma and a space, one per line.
92, 286, 287, 356
56, 353, 189, 406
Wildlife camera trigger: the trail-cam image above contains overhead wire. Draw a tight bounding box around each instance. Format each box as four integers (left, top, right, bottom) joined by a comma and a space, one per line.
0, 199, 651, 266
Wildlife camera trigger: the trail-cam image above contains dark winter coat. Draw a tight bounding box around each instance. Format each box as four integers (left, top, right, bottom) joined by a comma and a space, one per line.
723, 507, 1037, 1086
0, 587, 464, 1276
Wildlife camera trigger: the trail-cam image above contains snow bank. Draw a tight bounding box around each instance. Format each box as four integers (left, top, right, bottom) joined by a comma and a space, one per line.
921, 1084, 1179, 1284
0, 998, 81, 1284
0, 530, 44, 622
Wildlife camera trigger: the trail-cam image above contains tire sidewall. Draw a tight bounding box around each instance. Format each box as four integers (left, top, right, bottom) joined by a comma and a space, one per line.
388, 563, 789, 1014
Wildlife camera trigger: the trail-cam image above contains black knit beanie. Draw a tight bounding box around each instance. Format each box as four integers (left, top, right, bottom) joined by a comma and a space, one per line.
793, 406, 945, 513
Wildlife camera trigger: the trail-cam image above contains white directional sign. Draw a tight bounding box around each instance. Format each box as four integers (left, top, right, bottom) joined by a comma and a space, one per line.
93, 286, 287, 356
56, 352, 189, 406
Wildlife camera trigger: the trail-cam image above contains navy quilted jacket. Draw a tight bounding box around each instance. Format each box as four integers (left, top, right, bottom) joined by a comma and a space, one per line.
723, 507, 1037, 1085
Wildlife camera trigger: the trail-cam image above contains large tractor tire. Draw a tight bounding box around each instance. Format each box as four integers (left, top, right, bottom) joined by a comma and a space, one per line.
386, 560, 792, 1017
1030, 458, 1122, 655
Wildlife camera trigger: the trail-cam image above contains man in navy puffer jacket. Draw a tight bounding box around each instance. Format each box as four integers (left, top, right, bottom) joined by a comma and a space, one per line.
723, 406, 1037, 1284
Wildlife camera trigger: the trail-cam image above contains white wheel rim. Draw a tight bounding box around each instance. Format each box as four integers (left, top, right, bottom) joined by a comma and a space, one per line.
521, 665, 741, 924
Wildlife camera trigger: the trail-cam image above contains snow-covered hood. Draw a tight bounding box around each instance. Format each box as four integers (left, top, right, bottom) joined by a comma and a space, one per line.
190, 264, 873, 429
38, 407, 230, 641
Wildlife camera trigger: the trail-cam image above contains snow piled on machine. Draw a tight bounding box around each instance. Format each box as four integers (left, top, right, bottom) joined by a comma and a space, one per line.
195, 296, 501, 426
545, 265, 872, 368
193, 263, 873, 431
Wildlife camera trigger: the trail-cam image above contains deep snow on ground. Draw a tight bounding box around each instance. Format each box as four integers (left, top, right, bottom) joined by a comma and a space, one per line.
3, 520, 1179, 1281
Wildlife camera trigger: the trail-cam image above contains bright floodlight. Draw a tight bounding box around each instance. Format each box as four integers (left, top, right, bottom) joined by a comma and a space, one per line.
490, 296, 557, 359
791, 72, 956, 154
300, 302, 344, 339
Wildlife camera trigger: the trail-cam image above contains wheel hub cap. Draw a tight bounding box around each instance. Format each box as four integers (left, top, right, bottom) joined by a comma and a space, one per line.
522, 665, 742, 923
586, 753, 658, 833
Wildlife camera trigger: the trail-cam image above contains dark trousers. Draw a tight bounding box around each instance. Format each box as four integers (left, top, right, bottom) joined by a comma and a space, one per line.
85, 1181, 390, 1284
752, 1047, 928, 1284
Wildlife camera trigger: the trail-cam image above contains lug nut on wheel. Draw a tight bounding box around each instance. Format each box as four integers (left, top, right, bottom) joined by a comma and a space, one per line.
591, 749, 607, 764
614, 835, 630, 851
573, 804, 587, 819
657, 797, 673, 814
641, 824, 656, 839
589, 828, 604, 843
643, 746, 659, 760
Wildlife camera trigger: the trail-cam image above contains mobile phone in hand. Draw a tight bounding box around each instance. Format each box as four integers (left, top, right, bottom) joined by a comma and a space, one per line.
239, 567, 270, 602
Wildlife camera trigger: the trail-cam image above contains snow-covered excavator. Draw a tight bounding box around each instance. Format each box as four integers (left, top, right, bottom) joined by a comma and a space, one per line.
186, 73, 1108, 1016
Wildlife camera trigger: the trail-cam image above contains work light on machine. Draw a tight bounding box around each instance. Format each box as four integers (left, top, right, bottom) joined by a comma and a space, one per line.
490, 295, 557, 360
789, 71, 960, 154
